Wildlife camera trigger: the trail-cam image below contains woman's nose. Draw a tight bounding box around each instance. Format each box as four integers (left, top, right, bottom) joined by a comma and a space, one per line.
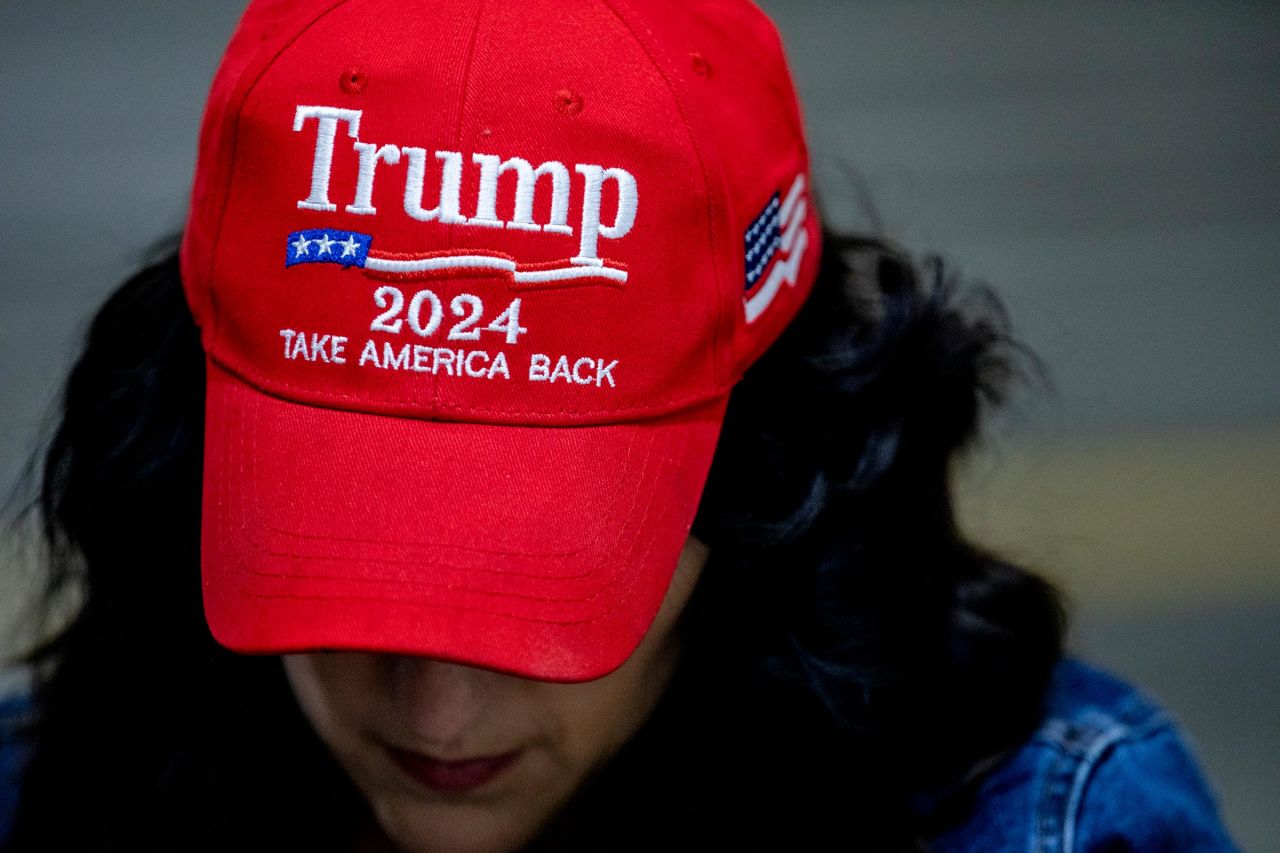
387, 655, 498, 749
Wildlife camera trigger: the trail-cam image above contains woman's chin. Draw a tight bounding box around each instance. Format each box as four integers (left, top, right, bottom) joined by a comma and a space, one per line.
369, 797, 548, 853
366, 778, 565, 853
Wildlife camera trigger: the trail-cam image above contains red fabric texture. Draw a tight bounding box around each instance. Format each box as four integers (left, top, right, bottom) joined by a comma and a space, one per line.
202, 359, 725, 681
183, 0, 818, 679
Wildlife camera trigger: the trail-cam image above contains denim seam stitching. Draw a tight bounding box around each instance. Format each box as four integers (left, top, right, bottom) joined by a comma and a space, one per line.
1059, 722, 1128, 853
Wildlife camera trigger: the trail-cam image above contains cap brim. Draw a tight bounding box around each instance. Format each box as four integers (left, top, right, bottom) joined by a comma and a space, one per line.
200, 359, 725, 682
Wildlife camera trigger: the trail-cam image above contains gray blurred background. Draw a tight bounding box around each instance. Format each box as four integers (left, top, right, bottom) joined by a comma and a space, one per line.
1, 1, 1276, 847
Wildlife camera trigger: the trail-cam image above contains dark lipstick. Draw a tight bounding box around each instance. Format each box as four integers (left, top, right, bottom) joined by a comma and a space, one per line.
387, 746, 520, 794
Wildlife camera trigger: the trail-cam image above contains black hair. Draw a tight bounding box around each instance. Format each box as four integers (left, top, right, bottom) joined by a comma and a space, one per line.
4, 229, 1064, 851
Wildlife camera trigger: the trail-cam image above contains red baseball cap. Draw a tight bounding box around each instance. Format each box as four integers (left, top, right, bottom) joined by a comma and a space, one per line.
182, 0, 820, 681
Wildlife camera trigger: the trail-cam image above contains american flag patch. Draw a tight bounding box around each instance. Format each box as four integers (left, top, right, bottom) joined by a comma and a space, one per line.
744, 193, 781, 290
743, 174, 809, 323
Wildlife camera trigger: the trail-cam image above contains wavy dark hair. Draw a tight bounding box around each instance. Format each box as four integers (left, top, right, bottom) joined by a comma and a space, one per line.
4, 228, 1064, 851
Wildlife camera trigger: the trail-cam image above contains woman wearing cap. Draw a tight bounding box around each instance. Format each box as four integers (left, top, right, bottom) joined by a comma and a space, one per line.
0, 1, 1241, 851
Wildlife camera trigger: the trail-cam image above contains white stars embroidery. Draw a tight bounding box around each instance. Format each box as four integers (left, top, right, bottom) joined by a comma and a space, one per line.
291, 234, 313, 257
338, 234, 360, 257
314, 233, 337, 256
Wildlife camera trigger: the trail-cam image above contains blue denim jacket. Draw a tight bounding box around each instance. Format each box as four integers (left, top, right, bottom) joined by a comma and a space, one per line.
925, 658, 1241, 852
0, 670, 34, 849
0, 658, 1241, 850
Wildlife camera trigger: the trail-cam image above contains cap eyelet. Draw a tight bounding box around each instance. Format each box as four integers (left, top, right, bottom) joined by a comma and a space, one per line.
553, 88, 584, 116
690, 52, 712, 78
340, 68, 368, 94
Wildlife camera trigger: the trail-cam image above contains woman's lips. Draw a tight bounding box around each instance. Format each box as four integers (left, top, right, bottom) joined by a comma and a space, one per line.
387, 746, 521, 794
